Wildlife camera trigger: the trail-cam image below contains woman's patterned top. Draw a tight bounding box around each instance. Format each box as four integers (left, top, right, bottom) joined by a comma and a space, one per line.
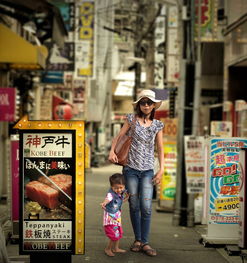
126, 113, 164, 171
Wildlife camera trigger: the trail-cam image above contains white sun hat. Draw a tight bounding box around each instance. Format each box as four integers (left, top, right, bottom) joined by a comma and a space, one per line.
132, 89, 162, 110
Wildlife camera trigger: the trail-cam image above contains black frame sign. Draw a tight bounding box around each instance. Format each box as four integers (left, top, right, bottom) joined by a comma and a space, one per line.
19, 129, 76, 253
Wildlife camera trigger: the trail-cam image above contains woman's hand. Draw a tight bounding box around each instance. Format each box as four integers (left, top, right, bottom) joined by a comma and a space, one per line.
108, 150, 118, 164
152, 170, 163, 185
123, 192, 130, 202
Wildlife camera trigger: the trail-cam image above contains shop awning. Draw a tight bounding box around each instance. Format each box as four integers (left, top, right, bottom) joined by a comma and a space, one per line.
0, 24, 48, 70
0, 0, 67, 49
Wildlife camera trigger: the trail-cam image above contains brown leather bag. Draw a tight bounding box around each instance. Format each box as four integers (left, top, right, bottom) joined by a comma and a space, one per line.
114, 117, 135, 166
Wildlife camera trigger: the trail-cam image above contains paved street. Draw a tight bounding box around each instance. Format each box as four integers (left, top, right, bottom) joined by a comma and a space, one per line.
2, 164, 243, 263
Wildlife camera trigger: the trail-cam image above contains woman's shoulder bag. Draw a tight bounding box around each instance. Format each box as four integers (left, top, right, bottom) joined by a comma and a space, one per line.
114, 116, 135, 166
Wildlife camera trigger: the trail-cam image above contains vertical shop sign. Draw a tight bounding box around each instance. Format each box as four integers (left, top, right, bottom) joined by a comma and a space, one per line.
154, 5, 166, 89
203, 138, 247, 244
184, 136, 205, 193
194, 0, 218, 41
14, 117, 85, 255
0, 87, 17, 121
77, 1, 94, 76
160, 142, 177, 201
167, 6, 180, 83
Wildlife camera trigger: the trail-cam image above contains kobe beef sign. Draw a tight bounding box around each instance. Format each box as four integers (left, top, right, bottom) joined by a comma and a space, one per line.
14, 116, 85, 255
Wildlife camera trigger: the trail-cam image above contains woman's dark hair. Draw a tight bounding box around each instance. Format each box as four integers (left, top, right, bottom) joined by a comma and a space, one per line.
135, 102, 155, 120
109, 173, 125, 186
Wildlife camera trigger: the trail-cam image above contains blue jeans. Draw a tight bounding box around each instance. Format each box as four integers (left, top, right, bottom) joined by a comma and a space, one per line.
123, 166, 154, 244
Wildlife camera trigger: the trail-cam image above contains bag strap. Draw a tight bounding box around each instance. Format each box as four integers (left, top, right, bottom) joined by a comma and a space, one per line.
128, 115, 136, 137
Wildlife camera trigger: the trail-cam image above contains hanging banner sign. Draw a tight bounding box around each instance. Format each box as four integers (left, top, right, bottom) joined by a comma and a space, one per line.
14, 117, 85, 255
184, 136, 205, 193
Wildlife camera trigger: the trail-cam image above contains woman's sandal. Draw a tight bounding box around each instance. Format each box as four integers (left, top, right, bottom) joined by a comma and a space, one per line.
130, 240, 142, 252
141, 243, 157, 257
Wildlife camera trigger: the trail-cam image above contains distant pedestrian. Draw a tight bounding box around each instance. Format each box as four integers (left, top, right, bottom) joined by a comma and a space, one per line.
108, 89, 164, 257
101, 173, 129, 257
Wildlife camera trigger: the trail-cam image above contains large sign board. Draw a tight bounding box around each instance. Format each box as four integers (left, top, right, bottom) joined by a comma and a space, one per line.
20, 130, 75, 253
204, 137, 247, 244
14, 117, 85, 255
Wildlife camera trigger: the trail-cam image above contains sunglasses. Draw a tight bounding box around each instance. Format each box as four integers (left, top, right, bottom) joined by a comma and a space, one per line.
139, 99, 154, 106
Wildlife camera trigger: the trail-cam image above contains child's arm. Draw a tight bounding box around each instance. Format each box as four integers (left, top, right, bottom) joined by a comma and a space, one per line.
101, 198, 110, 210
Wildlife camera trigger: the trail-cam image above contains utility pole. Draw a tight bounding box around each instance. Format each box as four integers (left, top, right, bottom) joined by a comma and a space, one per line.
186, 0, 202, 227
172, 0, 185, 226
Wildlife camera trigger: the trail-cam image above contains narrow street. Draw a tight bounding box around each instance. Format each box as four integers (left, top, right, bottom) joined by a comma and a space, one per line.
0, 1, 247, 263
76, 164, 232, 263
4, 164, 242, 263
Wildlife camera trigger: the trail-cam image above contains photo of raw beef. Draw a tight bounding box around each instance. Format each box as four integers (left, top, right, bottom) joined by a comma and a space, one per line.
38, 174, 72, 197
25, 181, 59, 210
38, 174, 72, 208
25, 174, 72, 211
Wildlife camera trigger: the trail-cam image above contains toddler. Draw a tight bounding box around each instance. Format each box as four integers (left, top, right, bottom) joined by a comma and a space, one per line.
101, 173, 129, 256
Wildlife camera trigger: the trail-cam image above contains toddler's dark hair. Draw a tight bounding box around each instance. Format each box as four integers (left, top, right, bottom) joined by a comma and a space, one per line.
109, 173, 125, 186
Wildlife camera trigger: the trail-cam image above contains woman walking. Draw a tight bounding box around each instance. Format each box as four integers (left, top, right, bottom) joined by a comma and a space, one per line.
108, 89, 164, 257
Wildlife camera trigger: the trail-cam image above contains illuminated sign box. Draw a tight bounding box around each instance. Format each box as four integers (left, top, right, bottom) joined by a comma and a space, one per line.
15, 117, 85, 255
